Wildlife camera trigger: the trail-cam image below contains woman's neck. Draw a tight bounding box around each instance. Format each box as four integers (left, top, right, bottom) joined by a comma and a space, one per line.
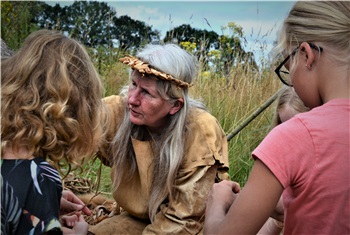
145, 128, 162, 141
2, 146, 34, 160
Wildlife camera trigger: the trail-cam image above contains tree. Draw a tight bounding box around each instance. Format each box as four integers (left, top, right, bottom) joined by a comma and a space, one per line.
33, 1, 120, 75
34, 3, 65, 30
1, 1, 42, 50
164, 24, 219, 69
62, 1, 116, 48
33, 2, 157, 51
34, 1, 117, 48
218, 22, 258, 76
112, 15, 156, 51
164, 24, 218, 48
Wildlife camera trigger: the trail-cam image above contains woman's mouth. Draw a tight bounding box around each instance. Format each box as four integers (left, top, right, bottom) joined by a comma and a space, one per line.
129, 107, 141, 117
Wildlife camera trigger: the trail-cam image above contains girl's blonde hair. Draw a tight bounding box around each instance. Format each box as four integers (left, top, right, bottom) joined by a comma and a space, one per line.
274, 1, 350, 66
270, 87, 310, 129
1, 30, 104, 167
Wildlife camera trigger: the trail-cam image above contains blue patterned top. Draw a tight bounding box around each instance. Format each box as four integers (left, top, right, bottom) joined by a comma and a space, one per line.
1, 157, 63, 235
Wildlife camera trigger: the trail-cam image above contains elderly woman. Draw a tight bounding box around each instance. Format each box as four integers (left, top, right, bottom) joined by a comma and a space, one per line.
89, 44, 229, 234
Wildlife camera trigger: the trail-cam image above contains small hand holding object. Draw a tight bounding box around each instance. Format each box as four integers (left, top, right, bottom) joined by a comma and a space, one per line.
206, 180, 241, 215
61, 212, 89, 235
60, 190, 91, 216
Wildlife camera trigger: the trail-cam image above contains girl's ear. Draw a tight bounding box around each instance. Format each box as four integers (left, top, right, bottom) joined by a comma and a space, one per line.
169, 98, 184, 115
299, 42, 315, 69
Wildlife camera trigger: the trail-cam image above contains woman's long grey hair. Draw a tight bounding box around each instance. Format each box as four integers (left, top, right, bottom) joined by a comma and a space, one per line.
111, 44, 206, 222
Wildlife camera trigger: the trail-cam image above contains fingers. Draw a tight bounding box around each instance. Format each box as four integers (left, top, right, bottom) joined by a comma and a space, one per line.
77, 213, 86, 222
61, 214, 78, 228
231, 181, 241, 193
61, 190, 92, 216
80, 204, 91, 216
62, 190, 84, 205
61, 212, 89, 235
216, 180, 241, 193
72, 214, 89, 234
206, 180, 240, 210
61, 198, 78, 211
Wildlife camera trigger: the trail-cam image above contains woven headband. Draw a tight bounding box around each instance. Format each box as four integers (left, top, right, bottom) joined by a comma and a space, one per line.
119, 55, 192, 88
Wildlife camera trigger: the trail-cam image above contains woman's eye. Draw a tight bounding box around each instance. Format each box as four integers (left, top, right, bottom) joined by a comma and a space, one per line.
142, 89, 150, 95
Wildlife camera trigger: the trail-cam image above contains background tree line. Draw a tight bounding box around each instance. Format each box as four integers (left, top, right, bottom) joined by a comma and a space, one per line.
1, 0, 259, 76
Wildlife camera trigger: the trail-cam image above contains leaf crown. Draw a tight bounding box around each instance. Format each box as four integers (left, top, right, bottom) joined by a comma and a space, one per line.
119, 55, 192, 88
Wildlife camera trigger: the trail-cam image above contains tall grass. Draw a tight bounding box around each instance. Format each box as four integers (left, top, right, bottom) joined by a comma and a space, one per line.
192, 62, 281, 185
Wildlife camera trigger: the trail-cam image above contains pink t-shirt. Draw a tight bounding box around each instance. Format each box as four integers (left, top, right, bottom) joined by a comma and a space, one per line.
253, 99, 350, 234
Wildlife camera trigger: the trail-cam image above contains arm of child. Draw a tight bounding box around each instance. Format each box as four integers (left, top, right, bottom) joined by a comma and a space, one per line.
204, 159, 283, 234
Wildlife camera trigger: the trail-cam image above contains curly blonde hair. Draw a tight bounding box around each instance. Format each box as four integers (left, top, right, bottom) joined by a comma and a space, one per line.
1, 30, 104, 166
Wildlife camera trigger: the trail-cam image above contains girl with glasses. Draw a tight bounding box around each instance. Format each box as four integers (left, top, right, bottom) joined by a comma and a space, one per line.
204, 1, 349, 234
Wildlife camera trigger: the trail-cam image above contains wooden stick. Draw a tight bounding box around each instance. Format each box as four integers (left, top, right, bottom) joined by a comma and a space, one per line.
226, 88, 283, 142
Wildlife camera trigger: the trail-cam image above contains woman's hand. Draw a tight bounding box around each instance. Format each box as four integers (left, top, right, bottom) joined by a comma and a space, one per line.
60, 190, 91, 216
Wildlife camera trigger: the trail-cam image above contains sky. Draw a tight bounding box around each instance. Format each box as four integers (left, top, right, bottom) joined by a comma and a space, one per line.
46, 0, 297, 65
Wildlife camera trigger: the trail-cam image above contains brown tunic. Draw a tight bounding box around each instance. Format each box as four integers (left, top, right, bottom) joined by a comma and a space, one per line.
90, 95, 229, 235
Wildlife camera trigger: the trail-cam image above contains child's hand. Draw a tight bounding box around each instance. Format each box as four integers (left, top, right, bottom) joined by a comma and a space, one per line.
61, 190, 91, 216
61, 212, 88, 235
206, 180, 241, 211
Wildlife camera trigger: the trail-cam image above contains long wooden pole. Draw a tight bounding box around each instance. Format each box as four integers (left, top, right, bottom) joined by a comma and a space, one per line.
226, 88, 283, 142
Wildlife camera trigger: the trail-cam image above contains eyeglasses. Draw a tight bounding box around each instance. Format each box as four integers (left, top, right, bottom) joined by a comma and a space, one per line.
274, 43, 323, 87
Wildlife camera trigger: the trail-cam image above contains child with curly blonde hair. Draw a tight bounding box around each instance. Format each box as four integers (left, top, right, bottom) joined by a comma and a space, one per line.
1, 30, 104, 235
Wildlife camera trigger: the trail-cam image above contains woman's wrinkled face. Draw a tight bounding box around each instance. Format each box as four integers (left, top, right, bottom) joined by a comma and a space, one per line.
127, 71, 177, 133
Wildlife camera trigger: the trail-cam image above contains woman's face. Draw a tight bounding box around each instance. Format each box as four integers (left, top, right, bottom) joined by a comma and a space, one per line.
127, 71, 182, 133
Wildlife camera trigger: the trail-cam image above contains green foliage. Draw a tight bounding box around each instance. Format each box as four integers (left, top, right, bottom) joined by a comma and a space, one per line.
218, 22, 258, 77
60, 157, 113, 196
180, 41, 197, 54
81, 157, 112, 194
164, 23, 219, 50
1, 1, 42, 50
113, 15, 156, 50
31, 1, 156, 50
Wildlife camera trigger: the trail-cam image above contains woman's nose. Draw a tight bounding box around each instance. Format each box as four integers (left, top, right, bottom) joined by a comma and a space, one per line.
128, 89, 141, 106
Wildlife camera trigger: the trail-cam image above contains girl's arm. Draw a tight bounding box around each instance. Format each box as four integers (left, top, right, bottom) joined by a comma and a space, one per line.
204, 159, 283, 234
